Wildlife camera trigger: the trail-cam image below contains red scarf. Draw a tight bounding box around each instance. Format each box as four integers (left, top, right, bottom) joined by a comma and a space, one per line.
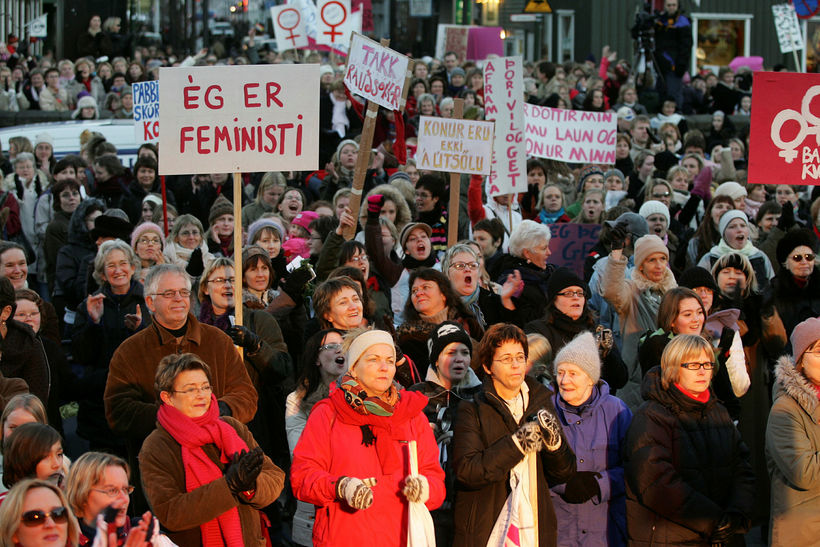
328, 383, 427, 474
674, 383, 711, 403
157, 395, 248, 547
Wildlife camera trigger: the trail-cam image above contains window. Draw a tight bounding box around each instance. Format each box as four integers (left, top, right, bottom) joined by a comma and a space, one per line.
556, 10, 574, 63
690, 13, 752, 74
804, 18, 820, 72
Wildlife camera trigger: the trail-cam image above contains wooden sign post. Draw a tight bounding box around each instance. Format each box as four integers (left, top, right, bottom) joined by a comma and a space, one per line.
447, 99, 465, 246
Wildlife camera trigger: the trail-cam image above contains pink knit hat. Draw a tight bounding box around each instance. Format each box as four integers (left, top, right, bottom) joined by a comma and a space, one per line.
792, 317, 820, 362
130, 222, 165, 249
291, 210, 319, 231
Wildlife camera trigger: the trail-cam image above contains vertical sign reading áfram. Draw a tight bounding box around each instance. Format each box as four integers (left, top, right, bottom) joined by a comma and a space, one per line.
484, 55, 525, 197
523, 104, 617, 164
415, 116, 494, 175
344, 33, 410, 111
748, 71, 820, 186
133, 80, 159, 144
157, 64, 319, 175
271, 4, 309, 50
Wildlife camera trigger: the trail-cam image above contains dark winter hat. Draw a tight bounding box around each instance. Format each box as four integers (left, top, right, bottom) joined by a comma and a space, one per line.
792, 317, 820, 362
428, 321, 473, 368
577, 165, 604, 191
208, 195, 234, 226
776, 228, 819, 265
678, 267, 719, 294
90, 213, 132, 242
604, 168, 625, 183
653, 151, 678, 179
451, 67, 466, 78
399, 222, 432, 250
553, 331, 601, 384
547, 267, 587, 302
604, 212, 649, 239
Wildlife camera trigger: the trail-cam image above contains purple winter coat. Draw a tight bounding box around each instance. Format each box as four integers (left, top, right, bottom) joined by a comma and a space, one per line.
550, 381, 632, 547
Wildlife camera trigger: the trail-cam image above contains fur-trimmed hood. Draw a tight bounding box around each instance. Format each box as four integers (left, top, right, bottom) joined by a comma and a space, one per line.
773, 355, 819, 419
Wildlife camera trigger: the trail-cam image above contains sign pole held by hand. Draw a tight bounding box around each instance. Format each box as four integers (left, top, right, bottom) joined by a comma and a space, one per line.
233, 171, 244, 358
342, 37, 392, 240
529, 453, 538, 545
447, 98, 465, 246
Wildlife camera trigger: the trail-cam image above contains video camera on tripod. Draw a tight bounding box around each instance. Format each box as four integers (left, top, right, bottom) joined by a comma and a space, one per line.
630, 1, 660, 85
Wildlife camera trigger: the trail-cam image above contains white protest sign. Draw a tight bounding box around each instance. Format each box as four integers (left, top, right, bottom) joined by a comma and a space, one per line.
29, 14, 47, 38
344, 33, 410, 111
416, 116, 494, 175
290, 0, 318, 42
316, 0, 353, 48
133, 81, 160, 144
483, 56, 525, 197
271, 4, 308, 49
772, 4, 804, 53
158, 65, 319, 175
524, 104, 617, 164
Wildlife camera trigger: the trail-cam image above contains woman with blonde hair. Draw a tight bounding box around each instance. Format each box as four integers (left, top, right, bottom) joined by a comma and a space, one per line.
242, 172, 286, 228
0, 479, 80, 547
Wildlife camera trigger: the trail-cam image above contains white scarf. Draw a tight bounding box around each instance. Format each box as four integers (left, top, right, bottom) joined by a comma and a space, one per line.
329, 93, 348, 137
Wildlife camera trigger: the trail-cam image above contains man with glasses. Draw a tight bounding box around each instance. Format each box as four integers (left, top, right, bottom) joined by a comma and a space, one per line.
104, 263, 256, 511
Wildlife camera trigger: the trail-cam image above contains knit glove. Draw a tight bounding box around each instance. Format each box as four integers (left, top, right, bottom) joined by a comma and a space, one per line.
726, 330, 750, 397
609, 220, 628, 251
536, 408, 563, 451
281, 265, 314, 301
367, 194, 385, 220
690, 166, 713, 201
224, 447, 264, 496
336, 476, 377, 510
561, 471, 602, 504
185, 247, 205, 277
595, 326, 614, 358
402, 474, 429, 503
227, 325, 262, 354
513, 421, 543, 454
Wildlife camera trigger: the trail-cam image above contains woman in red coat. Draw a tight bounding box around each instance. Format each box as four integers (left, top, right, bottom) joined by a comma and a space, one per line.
291, 328, 445, 546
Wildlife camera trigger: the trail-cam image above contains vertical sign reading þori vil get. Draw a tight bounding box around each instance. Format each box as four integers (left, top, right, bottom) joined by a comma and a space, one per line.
484, 55, 525, 197
157, 64, 319, 175
416, 116, 494, 175
133, 80, 160, 143
344, 33, 410, 111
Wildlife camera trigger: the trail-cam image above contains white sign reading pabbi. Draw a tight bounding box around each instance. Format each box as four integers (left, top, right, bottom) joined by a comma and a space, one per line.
416, 116, 494, 175
524, 103, 617, 164
772, 4, 803, 54
271, 4, 308, 49
344, 33, 409, 111
483, 55, 525, 197
158, 65, 319, 175
133, 81, 159, 144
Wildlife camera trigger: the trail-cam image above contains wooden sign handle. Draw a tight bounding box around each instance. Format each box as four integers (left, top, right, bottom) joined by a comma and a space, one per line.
232, 172, 244, 358
447, 98, 465, 247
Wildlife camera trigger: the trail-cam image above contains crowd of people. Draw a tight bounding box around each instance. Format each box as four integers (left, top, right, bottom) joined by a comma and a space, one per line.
0, 6, 818, 547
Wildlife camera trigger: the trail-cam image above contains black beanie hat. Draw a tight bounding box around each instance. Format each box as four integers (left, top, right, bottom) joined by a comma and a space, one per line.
776, 228, 819, 265
427, 321, 472, 369
547, 267, 587, 301
90, 214, 133, 242
678, 266, 719, 294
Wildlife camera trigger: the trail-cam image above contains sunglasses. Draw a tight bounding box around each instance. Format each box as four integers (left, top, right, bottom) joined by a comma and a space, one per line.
21, 506, 69, 527
790, 253, 816, 263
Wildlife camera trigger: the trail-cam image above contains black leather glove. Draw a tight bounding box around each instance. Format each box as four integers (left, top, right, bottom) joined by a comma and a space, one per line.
224, 447, 264, 496
710, 512, 749, 544
561, 471, 602, 504
777, 201, 796, 231
227, 325, 262, 354
185, 247, 205, 277
281, 264, 314, 302
217, 400, 232, 417
760, 288, 777, 318
718, 326, 734, 358
609, 220, 629, 251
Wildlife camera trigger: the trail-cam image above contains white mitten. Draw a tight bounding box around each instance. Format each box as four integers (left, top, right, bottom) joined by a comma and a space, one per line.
726, 330, 751, 397
536, 409, 563, 451
402, 474, 429, 503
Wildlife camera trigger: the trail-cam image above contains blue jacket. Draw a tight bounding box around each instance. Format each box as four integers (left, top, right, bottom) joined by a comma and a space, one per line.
550, 381, 632, 547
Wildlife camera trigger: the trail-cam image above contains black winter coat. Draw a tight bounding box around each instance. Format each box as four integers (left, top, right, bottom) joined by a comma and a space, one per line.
54, 199, 104, 313
772, 268, 820, 335
118, 179, 176, 225
495, 253, 554, 328
623, 367, 755, 546
452, 376, 577, 547
654, 10, 693, 77
0, 320, 50, 406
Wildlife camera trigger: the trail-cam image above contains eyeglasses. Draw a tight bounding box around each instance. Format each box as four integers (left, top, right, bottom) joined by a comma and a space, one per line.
137, 237, 161, 245
152, 289, 192, 299
20, 507, 69, 527
556, 290, 585, 298
493, 353, 527, 366
207, 277, 235, 286
319, 343, 342, 352
790, 253, 816, 263
652, 192, 671, 198
92, 485, 135, 498
449, 261, 479, 271
15, 311, 40, 320
347, 255, 368, 263
179, 229, 200, 237
172, 384, 212, 396
680, 362, 715, 370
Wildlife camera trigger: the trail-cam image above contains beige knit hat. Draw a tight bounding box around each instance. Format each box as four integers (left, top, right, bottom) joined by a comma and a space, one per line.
633, 234, 669, 269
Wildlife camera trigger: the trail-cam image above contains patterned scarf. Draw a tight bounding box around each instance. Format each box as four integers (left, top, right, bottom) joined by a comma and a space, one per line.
338, 371, 399, 417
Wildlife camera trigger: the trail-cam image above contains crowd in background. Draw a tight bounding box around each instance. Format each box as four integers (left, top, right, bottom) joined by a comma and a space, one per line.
0, 3, 818, 547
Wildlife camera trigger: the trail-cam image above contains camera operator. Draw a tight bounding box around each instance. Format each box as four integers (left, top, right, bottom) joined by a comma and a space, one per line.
654, 0, 692, 108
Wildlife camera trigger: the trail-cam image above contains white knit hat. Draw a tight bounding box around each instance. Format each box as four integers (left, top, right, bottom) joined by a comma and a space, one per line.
35, 132, 54, 148
639, 200, 670, 224
553, 331, 601, 383
347, 330, 396, 372
714, 181, 747, 201
718, 210, 748, 238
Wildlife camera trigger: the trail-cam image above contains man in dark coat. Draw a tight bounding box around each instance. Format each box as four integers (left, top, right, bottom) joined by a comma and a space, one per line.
653, 0, 692, 107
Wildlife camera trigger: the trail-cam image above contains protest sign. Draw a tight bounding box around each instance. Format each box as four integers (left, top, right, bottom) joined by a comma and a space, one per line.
415, 116, 493, 175
158, 64, 319, 175
28, 14, 47, 38
524, 103, 617, 164
133, 81, 160, 144
271, 4, 308, 49
316, 0, 354, 49
548, 223, 602, 279
484, 56, 526, 197
344, 33, 410, 111
290, 0, 318, 42
352, 0, 373, 32
772, 4, 804, 53
748, 71, 820, 185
